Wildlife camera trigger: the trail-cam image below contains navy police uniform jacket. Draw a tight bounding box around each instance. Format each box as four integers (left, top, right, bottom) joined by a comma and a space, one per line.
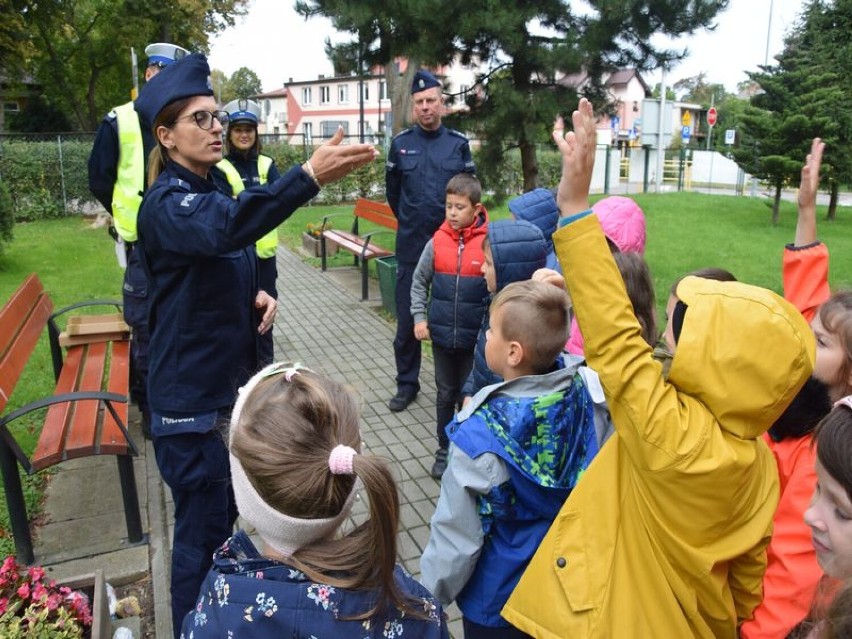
137, 160, 318, 421
385, 125, 475, 264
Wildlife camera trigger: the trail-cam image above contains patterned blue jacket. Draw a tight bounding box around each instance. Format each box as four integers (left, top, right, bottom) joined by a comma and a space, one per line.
181, 531, 449, 639
421, 359, 603, 627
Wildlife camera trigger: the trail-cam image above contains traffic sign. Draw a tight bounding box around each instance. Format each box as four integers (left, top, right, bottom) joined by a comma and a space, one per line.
681, 111, 692, 127
681, 126, 691, 143
707, 107, 718, 127
724, 129, 736, 145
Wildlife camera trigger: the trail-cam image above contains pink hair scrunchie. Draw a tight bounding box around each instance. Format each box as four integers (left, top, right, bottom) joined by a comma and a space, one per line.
328, 444, 357, 475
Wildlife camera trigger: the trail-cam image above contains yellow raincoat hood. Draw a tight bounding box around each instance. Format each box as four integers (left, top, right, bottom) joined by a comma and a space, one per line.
671, 275, 815, 440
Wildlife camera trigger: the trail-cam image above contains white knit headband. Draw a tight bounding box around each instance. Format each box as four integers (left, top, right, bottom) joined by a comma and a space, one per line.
229, 362, 358, 557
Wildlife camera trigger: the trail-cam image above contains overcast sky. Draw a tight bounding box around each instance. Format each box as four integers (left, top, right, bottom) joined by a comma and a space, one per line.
208, 0, 806, 95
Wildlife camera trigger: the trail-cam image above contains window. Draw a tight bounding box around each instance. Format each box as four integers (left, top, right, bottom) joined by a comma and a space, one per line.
320, 85, 330, 104
338, 84, 349, 104
264, 100, 271, 115
360, 82, 369, 102
303, 122, 313, 143
301, 87, 312, 105
4, 101, 20, 112
379, 80, 388, 100
321, 120, 349, 138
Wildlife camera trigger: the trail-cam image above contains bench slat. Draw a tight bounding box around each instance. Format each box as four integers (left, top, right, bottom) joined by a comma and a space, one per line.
100, 340, 130, 456
0, 295, 52, 415
32, 346, 85, 470
62, 342, 107, 461
354, 198, 397, 230
323, 230, 393, 260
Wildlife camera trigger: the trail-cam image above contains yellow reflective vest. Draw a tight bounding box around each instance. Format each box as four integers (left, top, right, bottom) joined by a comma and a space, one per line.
111, 102, 144, 242
217, 155, 278, 258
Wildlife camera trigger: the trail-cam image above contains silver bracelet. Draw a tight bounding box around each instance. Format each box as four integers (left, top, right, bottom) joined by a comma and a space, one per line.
303, 161, 321, 188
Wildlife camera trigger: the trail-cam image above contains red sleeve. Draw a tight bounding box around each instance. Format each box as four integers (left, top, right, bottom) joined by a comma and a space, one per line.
740, 438, 823, 639
783, 242, 830, 323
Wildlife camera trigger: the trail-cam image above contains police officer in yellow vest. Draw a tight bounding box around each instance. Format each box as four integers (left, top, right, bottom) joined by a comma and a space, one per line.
87, 42, 189, 438
212, 98, 281, 366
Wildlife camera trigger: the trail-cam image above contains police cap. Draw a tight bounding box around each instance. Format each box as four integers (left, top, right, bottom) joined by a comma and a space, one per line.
222, 99, 261, 126
411, 69, 441, 95
144, 43, 190, 69
135, 53, 214, 125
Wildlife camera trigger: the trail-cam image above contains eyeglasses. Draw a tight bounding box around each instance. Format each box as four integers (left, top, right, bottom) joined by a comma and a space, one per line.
172, 110, 229, 130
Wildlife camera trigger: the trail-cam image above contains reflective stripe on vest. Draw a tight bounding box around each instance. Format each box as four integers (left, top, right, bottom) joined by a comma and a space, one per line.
111, 102, 144, 242
216, 155, 278, 258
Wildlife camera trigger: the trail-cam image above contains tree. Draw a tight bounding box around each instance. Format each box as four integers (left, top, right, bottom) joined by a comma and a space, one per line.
300, 0, 729, 192
732, 0, 850, 222
225, 66, 263, 102
672, 73, 728, 105
14, 0, 249, 130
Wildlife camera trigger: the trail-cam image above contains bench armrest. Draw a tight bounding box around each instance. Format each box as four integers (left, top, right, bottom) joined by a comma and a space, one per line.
0, 391, 136, 474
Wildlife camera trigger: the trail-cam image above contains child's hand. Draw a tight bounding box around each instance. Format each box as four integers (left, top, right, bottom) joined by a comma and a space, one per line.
553, 98, 596, 217
532, 268, 566, 291
414, 321, 430, 341
795, 137, 824, 246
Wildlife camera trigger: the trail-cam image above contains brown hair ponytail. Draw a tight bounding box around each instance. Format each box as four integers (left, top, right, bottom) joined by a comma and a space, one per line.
145, 96, 194, 188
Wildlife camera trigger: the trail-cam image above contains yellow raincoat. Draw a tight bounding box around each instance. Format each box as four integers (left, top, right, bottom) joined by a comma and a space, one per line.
502, 214, 815, 638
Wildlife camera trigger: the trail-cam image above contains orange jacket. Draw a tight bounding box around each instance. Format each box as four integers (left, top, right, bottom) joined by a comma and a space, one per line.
740, 434, 822, 639
783, 242, 830, 322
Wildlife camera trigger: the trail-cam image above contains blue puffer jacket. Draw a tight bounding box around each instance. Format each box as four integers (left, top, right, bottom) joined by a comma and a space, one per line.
461, 220, 547, 397
508, 188, 559, 271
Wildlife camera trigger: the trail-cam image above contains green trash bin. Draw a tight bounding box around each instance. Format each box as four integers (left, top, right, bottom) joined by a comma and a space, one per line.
376, 255, 397, 318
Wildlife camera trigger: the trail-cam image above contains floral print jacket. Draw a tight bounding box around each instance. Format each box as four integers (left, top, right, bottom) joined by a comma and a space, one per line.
180, 531, 448, 639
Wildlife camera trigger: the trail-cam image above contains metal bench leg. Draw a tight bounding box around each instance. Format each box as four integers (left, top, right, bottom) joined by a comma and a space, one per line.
0, 441, 34, 564
116, 455, 144, 544
361, 261, 369, 301
321, 236, 328, 272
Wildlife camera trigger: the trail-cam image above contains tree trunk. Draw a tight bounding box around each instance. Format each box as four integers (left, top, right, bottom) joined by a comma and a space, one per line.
387, 62, 418, 136
827, 181, 838, 221
772, 183, 782, 225
519, 139, 539, 192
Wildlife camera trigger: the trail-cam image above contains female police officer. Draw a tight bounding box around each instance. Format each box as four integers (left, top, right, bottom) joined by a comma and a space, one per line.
214, 98, 281, 366
133, 53, 376, 637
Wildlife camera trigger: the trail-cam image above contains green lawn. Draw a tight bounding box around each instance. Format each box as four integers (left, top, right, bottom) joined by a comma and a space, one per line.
0, 192, 849, 556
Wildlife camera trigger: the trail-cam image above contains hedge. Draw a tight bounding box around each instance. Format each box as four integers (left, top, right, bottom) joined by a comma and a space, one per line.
0, 134, 565, 220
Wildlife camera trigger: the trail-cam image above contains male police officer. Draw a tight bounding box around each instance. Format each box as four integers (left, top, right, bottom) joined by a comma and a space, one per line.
87, 42, 189, 438
385, 69, 475, 413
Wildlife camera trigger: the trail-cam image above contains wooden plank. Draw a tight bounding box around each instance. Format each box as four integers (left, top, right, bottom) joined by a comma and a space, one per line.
58, 331, 130, 348
0, 295, 52, 414
66, 314, 128, 336
354, 199, 397, 230
100, 339, 130, 456
322, 231, 392, 259
0, 274, 44, 356
63, 342, 106, 460
32, 346, 84, 471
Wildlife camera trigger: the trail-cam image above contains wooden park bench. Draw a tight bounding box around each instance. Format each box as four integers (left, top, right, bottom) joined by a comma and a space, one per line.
0, 274, 142, 564
320, 198, 397, 301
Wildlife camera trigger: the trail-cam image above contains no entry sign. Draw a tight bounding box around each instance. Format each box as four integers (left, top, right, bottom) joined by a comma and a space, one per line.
707, 107, 718, 127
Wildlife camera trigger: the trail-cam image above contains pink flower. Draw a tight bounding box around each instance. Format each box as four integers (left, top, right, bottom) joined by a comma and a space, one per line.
32, 582, 47, 601
16, 582, 30, 599
0, 596, 8, 614
27, 566, 45, 583
46, 593, 61, 611
0, 556, 17, 576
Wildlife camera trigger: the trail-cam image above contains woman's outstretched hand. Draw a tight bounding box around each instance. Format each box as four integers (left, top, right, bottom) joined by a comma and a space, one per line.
305, 127, 379, 186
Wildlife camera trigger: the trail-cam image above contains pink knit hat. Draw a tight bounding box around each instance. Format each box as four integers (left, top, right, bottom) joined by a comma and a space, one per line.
566, 197, 647, 356
592, 196, 646, 255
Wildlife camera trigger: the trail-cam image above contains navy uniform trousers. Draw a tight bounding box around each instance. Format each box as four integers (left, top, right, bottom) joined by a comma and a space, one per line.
123, 244, 150, 426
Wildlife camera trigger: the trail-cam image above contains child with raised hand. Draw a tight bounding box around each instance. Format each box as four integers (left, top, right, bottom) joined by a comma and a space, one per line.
742, 139, 852, 639
411, 173, 489, 479
421, 279, 601, 639
181, 362, 448, 638
502, 99, 816, 638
